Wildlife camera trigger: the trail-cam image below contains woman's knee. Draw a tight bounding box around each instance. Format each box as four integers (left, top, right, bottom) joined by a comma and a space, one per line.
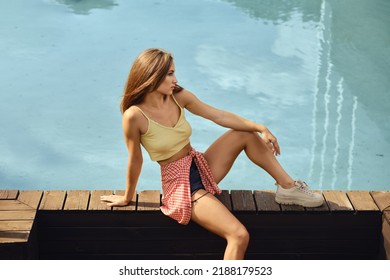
239, 226, 250, 246
228, 223, 250, 247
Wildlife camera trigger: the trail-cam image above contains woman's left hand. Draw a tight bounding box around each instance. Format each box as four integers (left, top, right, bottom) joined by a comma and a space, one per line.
100, 194, 130, 207
261, 128, 281, 156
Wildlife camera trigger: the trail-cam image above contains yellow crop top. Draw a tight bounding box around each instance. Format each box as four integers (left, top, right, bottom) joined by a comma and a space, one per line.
135, 95, 192, 161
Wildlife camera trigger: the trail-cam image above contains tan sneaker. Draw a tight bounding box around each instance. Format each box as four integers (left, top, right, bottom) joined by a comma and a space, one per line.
275, 180, 324, 207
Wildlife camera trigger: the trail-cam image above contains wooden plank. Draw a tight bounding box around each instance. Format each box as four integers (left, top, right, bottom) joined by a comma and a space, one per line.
18, 190, 43, 209
0, 221, 33, 231
306, 191, 329, 212
64, 190, 90, 210
254, 190, 280, 211
0, 190, 18, 200
216, 190, 232, 211
0, 205, 35, 244
0, 200, 33, 211
384, 211, 390, 224
113, 190, 136, 211
137, 190, 160, 211
231, 190, 256, 211
0, 231, 30, 243
281, 204, 305, 211
323, 191, 353, 211
88, 190, 113, 210
347, 191, 379, 211
0, 210, 36, 220
39, 191, 66, 210
383, 212, 390, 260
371, 191, 390, 211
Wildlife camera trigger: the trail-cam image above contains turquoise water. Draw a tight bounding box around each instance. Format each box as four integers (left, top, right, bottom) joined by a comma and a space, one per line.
1, 0, 389, 191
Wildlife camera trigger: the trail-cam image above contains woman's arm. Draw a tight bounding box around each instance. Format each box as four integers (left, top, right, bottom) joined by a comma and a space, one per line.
101, 108, 143, 206
176, 89, 280, 155
177, 89, 265, 132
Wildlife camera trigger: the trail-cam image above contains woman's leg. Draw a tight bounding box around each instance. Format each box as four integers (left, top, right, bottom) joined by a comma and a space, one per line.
204, 130, 295, 187
191, 189, 249, 260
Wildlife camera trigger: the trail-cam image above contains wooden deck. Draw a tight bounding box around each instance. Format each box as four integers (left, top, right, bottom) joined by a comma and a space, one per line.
0, 189, 389, 260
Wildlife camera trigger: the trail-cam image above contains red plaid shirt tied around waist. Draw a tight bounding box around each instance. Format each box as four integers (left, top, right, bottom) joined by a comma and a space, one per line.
160, 148, 222, 225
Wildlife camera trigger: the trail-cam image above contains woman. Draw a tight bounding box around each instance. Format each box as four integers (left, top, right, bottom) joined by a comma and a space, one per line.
101, 48, 323, 260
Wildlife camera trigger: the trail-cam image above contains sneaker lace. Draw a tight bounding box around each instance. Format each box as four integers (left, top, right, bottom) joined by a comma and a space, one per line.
295, 180, 314, 195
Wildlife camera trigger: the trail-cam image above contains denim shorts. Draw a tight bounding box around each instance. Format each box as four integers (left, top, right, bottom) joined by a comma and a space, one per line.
189, 159, 206, 194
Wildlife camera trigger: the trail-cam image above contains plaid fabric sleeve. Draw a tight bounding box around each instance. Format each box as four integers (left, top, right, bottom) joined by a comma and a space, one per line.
160, 148, 221, 225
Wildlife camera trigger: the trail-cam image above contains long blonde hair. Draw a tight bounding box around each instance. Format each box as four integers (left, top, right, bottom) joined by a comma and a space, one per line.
120, 48, 183, 114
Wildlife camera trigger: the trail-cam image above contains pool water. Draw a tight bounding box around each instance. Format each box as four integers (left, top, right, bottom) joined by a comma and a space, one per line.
1, 0, 389, 191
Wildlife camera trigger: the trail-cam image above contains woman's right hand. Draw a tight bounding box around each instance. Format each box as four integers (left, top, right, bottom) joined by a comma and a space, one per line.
260, 127, 281, 156
100, 194, 130, 207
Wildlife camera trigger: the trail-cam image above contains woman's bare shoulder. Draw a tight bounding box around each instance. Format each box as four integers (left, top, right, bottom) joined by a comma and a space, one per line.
123, 106, 141, 121
173, 88, 197, 106
122, 106, 148, 135
174, 88, 194, 96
